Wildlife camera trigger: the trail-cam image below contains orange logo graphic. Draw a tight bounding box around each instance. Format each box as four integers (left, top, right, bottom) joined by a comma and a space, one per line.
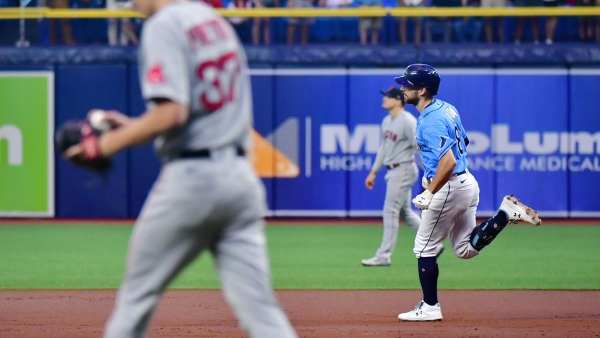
250, 129, 299, 178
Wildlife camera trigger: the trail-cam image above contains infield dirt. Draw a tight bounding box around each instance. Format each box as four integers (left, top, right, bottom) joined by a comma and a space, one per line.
1, 290, 599, 337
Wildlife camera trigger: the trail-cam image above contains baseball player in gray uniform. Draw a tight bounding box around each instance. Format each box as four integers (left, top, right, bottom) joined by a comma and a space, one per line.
65, 1, 297, 337
362, 87, 443, 267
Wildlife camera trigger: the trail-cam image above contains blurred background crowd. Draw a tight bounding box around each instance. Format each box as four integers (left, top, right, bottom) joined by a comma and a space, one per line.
0, 0, 598, 46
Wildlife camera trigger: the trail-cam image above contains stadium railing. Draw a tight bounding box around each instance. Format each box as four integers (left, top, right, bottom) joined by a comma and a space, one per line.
0, 7, 600, 19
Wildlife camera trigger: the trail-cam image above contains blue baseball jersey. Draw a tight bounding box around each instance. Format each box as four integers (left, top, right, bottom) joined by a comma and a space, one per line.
416, 99, 469, 180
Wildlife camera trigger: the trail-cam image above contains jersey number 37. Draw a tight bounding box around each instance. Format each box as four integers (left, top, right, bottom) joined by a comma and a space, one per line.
197, 51, 240, 112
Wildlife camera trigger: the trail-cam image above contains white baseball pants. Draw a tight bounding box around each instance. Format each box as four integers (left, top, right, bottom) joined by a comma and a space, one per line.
414, 171, 480, 259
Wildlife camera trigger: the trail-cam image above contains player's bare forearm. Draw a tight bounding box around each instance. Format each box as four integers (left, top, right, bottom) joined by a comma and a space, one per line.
427, 150, 456, 194
99, 102, 188, 156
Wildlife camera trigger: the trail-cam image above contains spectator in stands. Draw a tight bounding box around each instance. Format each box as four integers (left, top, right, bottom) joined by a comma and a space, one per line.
576, 0, 595, 41
42, 0, 76, 45
71, 0, 100, 44
454, 0, 482, 43
425, 0, 460, 43
318, 0, 352, 43
357, 0, 383, 45
397, 0, 423, 45
320, 0, 352, 9
106, 0, 139, 46
597, 0, 600, 42
541, 0, 558, 44
480, 0, 505, 43
287, 0, 314, 44
513, 0, 540, 44
227, 0, 254, 44
253, 0, 279, 45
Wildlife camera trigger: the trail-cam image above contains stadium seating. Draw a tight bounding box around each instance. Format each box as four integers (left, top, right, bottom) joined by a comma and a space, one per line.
0, 0, 590, 46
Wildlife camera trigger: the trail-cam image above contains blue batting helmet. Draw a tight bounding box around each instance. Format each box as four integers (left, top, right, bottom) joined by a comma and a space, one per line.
394, 64, 441, 96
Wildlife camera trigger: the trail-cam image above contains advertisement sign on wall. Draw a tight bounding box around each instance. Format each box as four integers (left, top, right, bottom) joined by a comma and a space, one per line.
4, 67, 597, 218
0, 72, 54, 217
248, 68, 600, 217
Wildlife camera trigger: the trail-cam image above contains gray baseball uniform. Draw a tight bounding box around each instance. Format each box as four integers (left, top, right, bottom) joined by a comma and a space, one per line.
369, 111, 422, 260
103, 3, 297, 338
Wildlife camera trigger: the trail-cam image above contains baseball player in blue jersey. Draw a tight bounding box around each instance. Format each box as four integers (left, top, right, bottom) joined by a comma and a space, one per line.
362, 87, 443, 267
394, 64, 542, 322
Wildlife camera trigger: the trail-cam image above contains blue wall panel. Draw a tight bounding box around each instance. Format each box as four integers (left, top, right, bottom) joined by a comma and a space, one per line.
274, 74, 348, 215
55, 64, 129, 218
569, 72, 600, 215
128, 66, 162, 218
495, 72, 569, 215
347, 74, 397, 216
251, 74, 275, 213
0, 66, 53, 71
27, 65, 600, 218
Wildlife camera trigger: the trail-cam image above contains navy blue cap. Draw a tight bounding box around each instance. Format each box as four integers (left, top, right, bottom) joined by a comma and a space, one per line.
380, 86, 404, 103
394, 64, 441, 95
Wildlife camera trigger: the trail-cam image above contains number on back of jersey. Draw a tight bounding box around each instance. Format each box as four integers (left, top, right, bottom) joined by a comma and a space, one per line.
187, 18, 241, 112
197, 52, 240, 112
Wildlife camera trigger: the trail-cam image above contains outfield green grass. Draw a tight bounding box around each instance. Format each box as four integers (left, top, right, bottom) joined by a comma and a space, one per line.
0, 223, 598, 290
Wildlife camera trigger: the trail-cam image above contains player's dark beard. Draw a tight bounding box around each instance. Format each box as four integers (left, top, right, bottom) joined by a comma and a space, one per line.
405, 94, 419, 105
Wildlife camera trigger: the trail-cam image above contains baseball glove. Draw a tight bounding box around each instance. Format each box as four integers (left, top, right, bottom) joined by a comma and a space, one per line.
55, 119, 112, 173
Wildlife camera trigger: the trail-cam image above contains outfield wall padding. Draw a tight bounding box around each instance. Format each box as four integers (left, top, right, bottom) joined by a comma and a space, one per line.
1, 48, 599, 218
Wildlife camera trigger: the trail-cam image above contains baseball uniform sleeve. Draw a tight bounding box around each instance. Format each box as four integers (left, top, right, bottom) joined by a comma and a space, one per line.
371, 145, 384, 173
404, 116, 417, 148
422, 121, 455, 161
140, 18, 190, 107
371, 119, 386, 172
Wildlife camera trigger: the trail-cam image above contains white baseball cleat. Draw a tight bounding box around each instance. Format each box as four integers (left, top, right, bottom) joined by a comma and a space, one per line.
398, 300, 443, 322
361, 256, 391, 267
435, 245, 445, 259
499, 195, 542, 226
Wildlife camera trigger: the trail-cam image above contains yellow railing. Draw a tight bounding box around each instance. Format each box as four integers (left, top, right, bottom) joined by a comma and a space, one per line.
0, 7, 599, 19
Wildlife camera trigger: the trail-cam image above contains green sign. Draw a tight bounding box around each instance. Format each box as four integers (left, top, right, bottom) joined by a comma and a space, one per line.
0, 72, 54, 217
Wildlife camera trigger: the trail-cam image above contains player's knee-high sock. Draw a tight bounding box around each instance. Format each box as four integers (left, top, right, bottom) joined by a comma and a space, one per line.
418, 257, 439, 306
469, 210, 509, 251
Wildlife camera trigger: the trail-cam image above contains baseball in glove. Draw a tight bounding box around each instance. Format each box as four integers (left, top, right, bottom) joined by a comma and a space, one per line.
55, 114, 113, 173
